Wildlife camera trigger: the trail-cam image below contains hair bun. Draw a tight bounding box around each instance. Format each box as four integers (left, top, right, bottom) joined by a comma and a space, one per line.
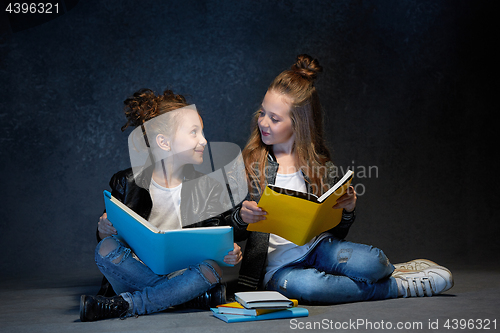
161, 89, 187, 104
291, 54, 323, 81
121, 88, 189, 131
122, 88, 160, 130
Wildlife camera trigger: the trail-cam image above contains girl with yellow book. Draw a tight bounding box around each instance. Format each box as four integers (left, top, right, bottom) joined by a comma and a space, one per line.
230, 54, 453, 304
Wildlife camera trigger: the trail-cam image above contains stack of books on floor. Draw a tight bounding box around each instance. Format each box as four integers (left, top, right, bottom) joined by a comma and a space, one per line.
211, 291, 309, 323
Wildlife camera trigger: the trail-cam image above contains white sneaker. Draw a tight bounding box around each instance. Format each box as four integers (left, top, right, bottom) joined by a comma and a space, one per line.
392, 259, 438, 271
393, 265, 454, 297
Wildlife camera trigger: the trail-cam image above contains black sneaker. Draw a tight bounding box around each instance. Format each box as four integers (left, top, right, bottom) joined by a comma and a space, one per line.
80, 295, 130, 322
179, 283, 226, 309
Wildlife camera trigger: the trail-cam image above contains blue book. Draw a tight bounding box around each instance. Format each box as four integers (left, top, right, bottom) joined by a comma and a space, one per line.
210, 307, 309, 323
103, 190, 234, 275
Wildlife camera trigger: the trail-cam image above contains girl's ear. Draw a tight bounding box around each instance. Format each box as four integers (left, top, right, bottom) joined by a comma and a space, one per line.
156, 134, 171, 152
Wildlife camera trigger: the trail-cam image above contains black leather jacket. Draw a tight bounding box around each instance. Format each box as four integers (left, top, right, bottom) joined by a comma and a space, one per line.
97, 164, 225, 242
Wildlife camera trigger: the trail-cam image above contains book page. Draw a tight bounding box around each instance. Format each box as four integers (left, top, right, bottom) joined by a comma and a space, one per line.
109, 194, 160, 233
317, 170, 354, 202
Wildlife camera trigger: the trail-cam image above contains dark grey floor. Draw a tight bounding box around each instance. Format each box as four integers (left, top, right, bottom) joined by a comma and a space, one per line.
1, 266, 499, 333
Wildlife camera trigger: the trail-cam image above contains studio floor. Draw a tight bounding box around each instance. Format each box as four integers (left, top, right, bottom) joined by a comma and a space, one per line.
1, 265, 499, 333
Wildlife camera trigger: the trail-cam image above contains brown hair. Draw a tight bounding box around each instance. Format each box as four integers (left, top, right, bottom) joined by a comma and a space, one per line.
243, 54, 332, 198
121, 88, 189, 131
121, 88, 195, 149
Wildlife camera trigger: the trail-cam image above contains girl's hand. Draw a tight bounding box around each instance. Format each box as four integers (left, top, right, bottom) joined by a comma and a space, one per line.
332, 186, 357, 212
239, 200, 267, 224
224, 243, 243, 265
98, 212, 117, 239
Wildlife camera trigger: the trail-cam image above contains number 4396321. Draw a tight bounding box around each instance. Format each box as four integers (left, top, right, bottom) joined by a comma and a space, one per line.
5, 3, 59, 14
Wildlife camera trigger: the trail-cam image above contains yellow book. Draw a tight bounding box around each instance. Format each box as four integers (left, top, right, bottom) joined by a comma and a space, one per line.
247, 170, 354, 246
217, 299, 299, 316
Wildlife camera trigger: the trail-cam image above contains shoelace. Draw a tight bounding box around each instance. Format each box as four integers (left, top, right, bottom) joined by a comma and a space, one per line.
96, 298, 129, 320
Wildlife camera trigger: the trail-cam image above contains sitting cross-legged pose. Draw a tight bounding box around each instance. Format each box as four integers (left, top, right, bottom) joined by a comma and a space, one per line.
80, 88, 242, 322
230, 54, 453, 304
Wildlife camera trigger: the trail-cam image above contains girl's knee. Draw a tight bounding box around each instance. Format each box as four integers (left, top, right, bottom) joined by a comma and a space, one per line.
368, 246, 391, 269
199, 260, 223, 284
97, 238, 125, 264
356, 247, 393, 282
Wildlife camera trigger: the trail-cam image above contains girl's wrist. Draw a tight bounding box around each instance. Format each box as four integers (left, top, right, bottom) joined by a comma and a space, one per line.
233, 208, 247, 226
342, 208, 355, 220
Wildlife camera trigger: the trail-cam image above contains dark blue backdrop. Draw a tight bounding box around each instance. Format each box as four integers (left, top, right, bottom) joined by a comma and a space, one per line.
0, 0, 496, 286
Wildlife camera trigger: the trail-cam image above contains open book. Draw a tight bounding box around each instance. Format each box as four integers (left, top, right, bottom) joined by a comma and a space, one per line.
247, 170, 354, 245
103, 190, 234, 275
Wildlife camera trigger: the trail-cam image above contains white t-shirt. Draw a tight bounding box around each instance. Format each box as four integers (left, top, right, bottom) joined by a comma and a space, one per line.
148, 178, 182, 231
263, 171, 327, 285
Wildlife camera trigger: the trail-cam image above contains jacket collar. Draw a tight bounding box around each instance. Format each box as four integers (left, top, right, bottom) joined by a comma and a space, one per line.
267, 149, 277, 163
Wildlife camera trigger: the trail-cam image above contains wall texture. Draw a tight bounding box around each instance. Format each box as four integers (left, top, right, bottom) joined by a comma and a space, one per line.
0, 0, 496, 286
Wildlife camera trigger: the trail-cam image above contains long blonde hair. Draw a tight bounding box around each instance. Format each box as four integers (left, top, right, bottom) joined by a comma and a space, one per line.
243, 54, 332, 198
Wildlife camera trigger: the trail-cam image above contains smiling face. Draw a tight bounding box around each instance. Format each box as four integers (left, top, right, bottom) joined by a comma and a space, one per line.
155, 107, 207, 168
258, 90, 295, 150
169, 108, 207, 165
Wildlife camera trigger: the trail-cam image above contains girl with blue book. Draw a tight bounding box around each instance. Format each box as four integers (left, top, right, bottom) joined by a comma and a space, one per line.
80, 88, 242, 321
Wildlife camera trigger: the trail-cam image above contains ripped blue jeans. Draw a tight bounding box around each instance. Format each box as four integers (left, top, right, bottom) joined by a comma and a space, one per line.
265, 236, 398, 304
95, 237, 221, 316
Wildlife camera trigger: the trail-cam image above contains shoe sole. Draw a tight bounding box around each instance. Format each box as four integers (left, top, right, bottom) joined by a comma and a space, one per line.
80, 295, 89, 322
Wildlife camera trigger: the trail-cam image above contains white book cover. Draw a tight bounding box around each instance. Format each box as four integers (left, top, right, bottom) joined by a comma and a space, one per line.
234, 291, 293, 309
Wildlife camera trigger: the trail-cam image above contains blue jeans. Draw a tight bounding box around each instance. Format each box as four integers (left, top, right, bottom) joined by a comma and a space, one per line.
265, 236, 398, 304
95, 237, 220, 316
